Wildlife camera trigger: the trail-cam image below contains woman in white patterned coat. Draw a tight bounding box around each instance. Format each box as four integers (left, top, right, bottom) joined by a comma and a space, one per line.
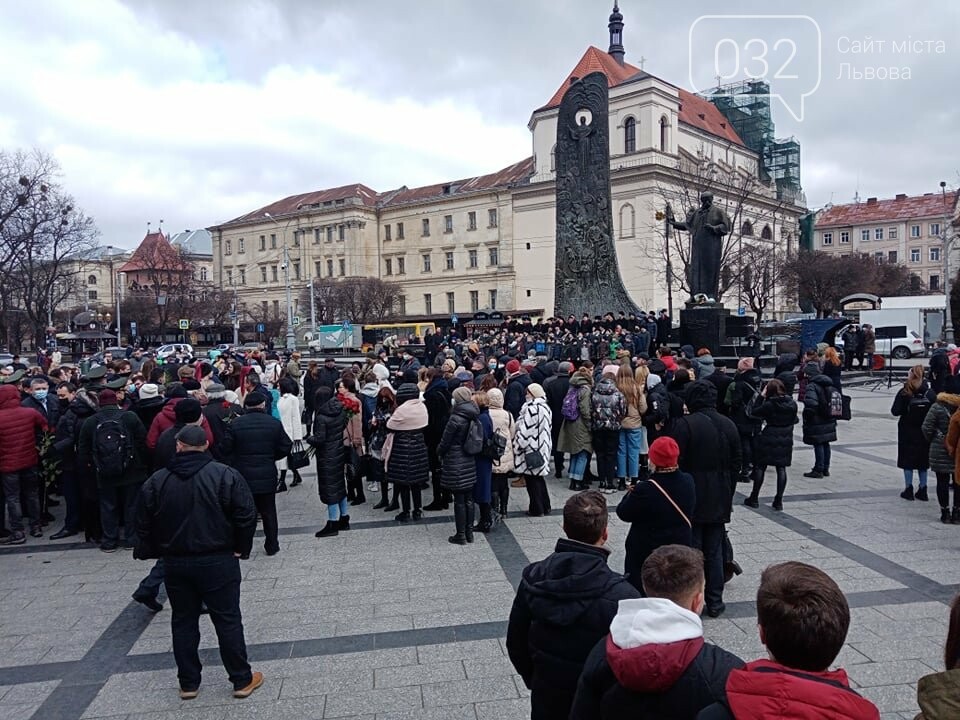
513, 383, 553, 517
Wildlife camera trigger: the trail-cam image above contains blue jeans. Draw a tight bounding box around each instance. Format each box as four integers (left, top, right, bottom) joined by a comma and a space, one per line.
813, 443, 832, 472
904, 469, 928, 487
327, 497, 349, 521
617, 428, 642, 478
165, 554, 251, 691
568, 451, 589, 481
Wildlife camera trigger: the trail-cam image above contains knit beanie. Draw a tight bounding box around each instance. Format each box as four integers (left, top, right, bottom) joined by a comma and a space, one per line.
396, 383, 420, 406
506, 359, 521, 374
649, 436, 680, 469
174, 398, 202, 423
452, 386, 473, 405
737, 357, 755, 372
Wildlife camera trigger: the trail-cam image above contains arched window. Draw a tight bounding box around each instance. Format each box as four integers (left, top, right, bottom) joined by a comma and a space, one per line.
659, 116, 669, 152
88, 274, 97, 285
761, 225, 773, 240
619, 203, 636, 238
624, 117, 636, 154
741, 221, 754, 236
550, 144, 556, 172
200, 267, 208, 281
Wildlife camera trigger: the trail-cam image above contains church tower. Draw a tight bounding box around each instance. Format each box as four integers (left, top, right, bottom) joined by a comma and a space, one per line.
608, 3, 625, 66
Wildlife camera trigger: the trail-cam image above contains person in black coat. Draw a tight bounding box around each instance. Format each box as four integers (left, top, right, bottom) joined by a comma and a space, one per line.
307, 387, 348, 537
892, 365, 932, 501
616, 436, 695, 592
132, 384, 166, 434
507, 491, 641, 720
154, 398, 203, 471
801, 363, 838, 478
671, 380, 741, 618
727, 359, 762, 482
51, 384, 98, 540
385, 383, 430, 521
569, 545, 743, 720
504, 361, 533, 419
422, 370, 452, 511
744, 379, 798, 511
202, 384, 242, 463
438, 387, 480, 544
543, 362, 572, 477
226, 393, 292, 555
703, 361, 734, 415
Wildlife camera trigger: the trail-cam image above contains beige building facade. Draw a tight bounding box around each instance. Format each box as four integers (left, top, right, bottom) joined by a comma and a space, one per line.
210, 12, 805, 324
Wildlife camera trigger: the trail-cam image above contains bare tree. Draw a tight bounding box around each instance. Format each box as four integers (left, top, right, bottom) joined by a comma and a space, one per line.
125, 242, 193, 339
300, 277, 402, 325
737, 242, 789, 321
642, 148, 788, 305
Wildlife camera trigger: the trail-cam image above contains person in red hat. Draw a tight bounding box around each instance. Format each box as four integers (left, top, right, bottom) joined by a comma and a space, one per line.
615, 436, 695, 593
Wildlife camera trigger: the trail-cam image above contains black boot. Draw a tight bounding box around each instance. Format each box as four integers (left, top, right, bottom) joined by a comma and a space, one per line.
315, 521, 339, 538
568, 480, 579, 491
916, 486, 929, 502
395, 511, 411, 522
900, 486, 915, 501
290, 469, 302, 487
772, 467, 787, 511
373, 481, 389, 509
941, 507, 952, 524
350, 478, 366, 506
465, 497, 476, 544
338, 514, 350, 531
449, 497, 467, 544
617, 478, 627, 492
386, 484, 400, 512
744, 468, 764, 508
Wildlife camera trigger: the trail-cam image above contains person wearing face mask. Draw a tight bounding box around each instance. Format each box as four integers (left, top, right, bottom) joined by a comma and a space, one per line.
396, 350, 421, 379
50, 383, 97, 540
22, 377, 60, 523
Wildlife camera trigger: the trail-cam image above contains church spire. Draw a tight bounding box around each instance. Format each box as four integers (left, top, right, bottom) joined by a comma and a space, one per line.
608, 3, 625, 66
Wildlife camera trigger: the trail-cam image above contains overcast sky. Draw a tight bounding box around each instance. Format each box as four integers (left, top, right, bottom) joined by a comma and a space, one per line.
1, 0, 956, 249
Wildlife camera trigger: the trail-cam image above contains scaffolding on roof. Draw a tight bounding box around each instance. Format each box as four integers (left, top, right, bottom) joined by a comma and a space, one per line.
701, 80, 804, 205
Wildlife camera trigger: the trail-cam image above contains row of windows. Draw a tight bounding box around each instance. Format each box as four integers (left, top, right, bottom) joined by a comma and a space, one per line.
384, 209, 498, 242
822, 223, 942, 246
422, 290, 498, 314
384, 248, 499, 276
224, 227, 351, 256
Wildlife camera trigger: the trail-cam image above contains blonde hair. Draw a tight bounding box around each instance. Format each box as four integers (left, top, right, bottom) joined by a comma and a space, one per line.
903, 364, 925, 397
634, 365, 650, 387
616, 363, 646, 414
472, 390, 489, 408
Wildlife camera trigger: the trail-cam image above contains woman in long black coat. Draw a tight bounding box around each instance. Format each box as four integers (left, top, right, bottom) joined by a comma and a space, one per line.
744, 379, 798, 511
307, 386, 348, 537
438, 387, 479, 544
892, 364, 932, 501
422, 368, 452, 510
385, 383, 430, 521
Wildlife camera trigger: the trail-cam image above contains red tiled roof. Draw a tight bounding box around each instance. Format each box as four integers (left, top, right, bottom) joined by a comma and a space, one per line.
538, 46, 745, 147
541, 46, 641, 110
817, 191, 960, 228
381, 157, 534, 208
220, 183, 379, 226
117, 232, 191, 273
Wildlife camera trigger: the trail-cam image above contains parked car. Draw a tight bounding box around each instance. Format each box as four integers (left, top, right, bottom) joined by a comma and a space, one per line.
208, 343, 231, 359
88, 347, 127, 365
834, 325, 924, 359
0, 353, 13, 367
154, 343, 194, 360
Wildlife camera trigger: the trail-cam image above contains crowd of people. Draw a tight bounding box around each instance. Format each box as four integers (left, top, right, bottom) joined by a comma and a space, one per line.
3, 322, 960, 713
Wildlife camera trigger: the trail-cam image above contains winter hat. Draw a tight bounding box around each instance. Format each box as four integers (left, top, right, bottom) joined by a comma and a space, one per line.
487, 388, 504, 408
243, 392, 266, 408
647, 359, 667, 377
602, 364, 619, 378
174, 398, 202, 423
401, 369, 419, 385
138, 383, 159, 400
176, 425, 208, 447
737, 357, 755, 372
506, 359, 521, 374
526, 383, 545, 399
454, 370, 474, 384
803, 361, 822, 378
372, 364, 390, 382
452, 386, 473, 405
165, 384, 188, 399
182, 378, 201, 391
396, 383, 420, 406
558, 361, 573, 375
223, 389, 239, 404
206, 383, 226, 399
441, 359, 456, 373
649, 436, 680, 469
646, 374, 662, 391
98, 389, 118, 406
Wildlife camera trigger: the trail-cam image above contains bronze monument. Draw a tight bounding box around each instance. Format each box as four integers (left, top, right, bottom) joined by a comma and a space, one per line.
668, 192, 732, 302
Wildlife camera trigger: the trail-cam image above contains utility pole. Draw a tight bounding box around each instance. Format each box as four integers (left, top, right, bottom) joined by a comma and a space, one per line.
309, 272, 317, 337
265, 212, 297, 351
231, 280, 239, 347
942, 181, 954, 344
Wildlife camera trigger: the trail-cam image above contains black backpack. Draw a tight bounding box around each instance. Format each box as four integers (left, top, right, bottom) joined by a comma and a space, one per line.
481, 429, 507, 460
93, 418, 135, 479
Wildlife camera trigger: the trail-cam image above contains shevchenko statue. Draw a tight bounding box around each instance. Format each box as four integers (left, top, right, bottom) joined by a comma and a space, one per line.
668, 192, 732, 302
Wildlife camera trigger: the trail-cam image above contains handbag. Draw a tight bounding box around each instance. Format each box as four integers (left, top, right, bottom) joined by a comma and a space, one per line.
287, 440, 310, 471
524, 448, 545, 472
840, 394, 852, 421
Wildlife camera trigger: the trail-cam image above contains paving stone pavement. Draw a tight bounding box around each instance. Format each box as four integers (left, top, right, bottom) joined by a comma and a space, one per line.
0, 385, 955, 719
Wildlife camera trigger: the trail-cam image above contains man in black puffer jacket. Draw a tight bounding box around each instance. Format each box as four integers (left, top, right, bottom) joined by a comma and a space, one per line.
544, 361, 572, 478
671, 381, 741, 619
570, 544, 743, 719
133, 425, 262, 700
507, 491, 640, 720
226, 394, 292, 556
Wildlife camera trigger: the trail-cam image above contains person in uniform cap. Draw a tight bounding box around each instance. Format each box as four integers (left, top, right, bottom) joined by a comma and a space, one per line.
133, 423, 263, 700
82, 365, 108, 392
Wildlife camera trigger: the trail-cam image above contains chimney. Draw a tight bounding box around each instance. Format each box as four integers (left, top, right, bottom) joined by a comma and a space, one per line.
866, 197, 878, 206
895, 193, 907, 200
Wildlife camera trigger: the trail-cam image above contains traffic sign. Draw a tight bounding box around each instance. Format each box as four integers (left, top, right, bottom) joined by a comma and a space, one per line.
292, 316, 301, 327
256, 323, 266, 333
129, 321, 138, 335
451, 314, 459, 324
178, 319, 190, 330
737, 307, 746, 317
342, 320, 352, 332
229, 311, 237, 320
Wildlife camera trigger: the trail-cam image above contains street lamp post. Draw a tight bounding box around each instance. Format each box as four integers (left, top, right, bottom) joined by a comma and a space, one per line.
942, 181, 954, 344
264, 212, 297, 351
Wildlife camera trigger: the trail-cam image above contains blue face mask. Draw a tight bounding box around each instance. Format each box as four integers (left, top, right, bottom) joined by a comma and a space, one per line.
33, 389, 48, 401
488, 362, 497, 369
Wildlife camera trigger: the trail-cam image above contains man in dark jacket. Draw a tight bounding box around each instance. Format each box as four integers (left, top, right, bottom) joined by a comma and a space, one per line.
201, 384, 241, 462
317, 357, 340, 392
226, 394, 292, 556
571, 544, 743, 719
543, 361, 572, 479
504, 359, 533, 419
671, 381, 741, 618
728, 358, 762, 483
423, 371, 452, 511
801, 362, 838, 479
154, 399, 204, 471
133, 425, 263, 701
506, 491, 640, 720
51, 384, 97, 540
697, 562, 879, 719
703, 361, 734, 415
77, 389, 149, 553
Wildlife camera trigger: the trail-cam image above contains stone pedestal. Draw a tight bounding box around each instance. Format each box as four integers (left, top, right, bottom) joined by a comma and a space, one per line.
680, 304, 728, 355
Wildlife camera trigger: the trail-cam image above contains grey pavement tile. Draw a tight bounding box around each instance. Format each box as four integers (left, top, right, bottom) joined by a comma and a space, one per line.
323, 686, 423, 718
462, 654, 520, 680
377, 704, 477, 720
848, 660, 939, 689
421, 677, 518, 707
417, 640, 504, 665
859, 683, 921, 714
374, 661, 466, 688
475, 697, 531, 720
278, 669, 372, 698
